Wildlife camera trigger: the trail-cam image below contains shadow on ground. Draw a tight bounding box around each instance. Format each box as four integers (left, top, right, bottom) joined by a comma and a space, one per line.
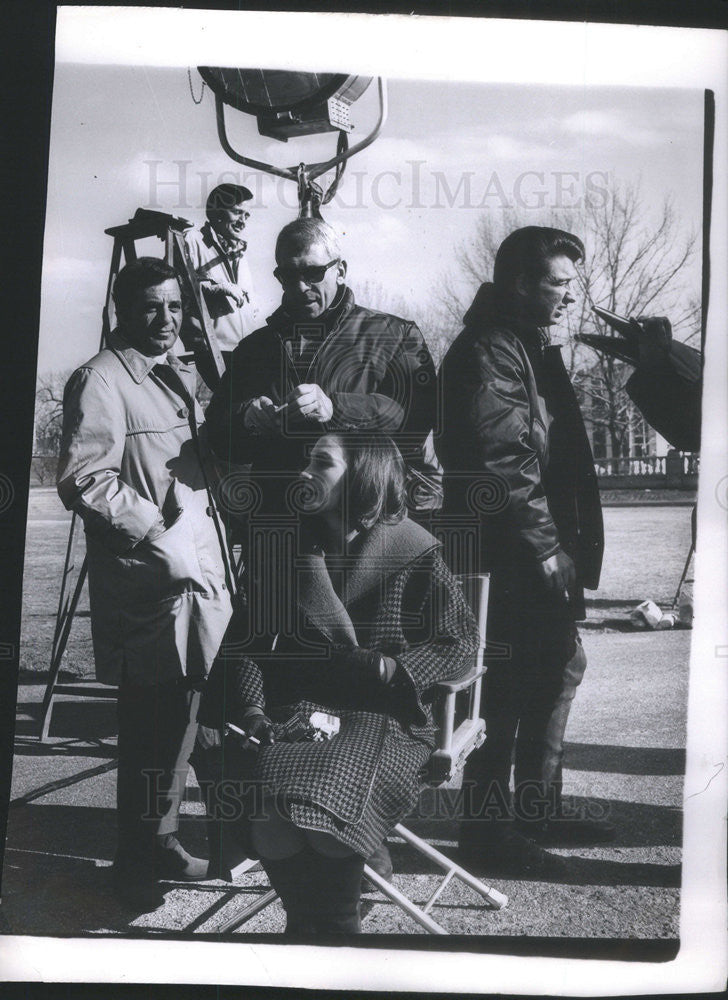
12, 735, 118, 760
1, 851, 260, 938
564, 742, 685, 775
408, 788, 682, 849
5, 803, 207, 863
383, 835, 680, 888
14, 699, 118, 742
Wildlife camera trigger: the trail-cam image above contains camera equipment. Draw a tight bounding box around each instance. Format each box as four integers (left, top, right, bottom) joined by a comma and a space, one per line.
575, 305, 640, 364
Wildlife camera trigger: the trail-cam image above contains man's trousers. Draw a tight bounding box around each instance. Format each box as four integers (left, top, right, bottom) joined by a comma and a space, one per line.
461, 565, 588, 834
116, 677, 201, 866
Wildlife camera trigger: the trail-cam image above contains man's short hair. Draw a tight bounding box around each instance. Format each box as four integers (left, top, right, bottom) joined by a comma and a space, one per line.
205, 183, 253, 220
493, 226, 584, 299
275, 218, 342, 263
113, 257, 179, 317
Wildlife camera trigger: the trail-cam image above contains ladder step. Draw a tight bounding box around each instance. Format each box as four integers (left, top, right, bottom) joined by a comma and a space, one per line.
51, 684, 118, 699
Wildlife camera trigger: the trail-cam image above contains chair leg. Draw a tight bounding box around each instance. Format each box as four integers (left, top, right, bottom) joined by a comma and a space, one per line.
208, 829, 507, 936
394, 823, 508, 909
362, 864, 448, 934
360, 825, 508, 936
214, 888, 279, 934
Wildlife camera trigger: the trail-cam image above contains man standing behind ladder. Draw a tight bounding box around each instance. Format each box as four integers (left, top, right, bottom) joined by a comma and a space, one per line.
183, 182, 259, 375
57, 258, 233, 912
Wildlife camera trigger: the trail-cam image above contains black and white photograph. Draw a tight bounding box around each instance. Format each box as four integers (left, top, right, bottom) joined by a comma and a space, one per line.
0, 7, 726, 994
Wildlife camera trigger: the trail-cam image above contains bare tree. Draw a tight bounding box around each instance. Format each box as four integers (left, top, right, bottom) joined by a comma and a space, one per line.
435, 181, 700, 456
349, 278, 452, 365
572, 185, 699, 456
34, 371, 70, 455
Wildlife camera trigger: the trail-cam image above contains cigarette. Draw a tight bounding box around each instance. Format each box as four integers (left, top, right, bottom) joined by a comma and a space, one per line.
273, 402, 288, 413
226, 722, 260, 745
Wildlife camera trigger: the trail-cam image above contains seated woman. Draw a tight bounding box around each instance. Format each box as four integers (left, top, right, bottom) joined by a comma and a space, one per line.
196, 434, 478, 935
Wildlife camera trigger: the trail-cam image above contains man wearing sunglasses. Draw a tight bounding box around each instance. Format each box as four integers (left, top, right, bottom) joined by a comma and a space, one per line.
204, 216, 439, 890
205, 217, 440, 519
183, 183, 259, 378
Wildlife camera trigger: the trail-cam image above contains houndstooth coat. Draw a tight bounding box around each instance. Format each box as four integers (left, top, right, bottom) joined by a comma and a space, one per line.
199, 517, 478, 857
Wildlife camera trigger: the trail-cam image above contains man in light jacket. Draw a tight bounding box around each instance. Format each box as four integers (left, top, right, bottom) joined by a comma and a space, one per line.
57, 257, 233, 912
183, 182, 258, 375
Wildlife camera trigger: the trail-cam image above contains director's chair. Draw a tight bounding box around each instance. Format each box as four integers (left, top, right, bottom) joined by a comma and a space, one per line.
198, 573, 507, 935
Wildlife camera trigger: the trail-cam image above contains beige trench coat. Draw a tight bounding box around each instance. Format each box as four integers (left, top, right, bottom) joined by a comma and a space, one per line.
57, 333, 233, 685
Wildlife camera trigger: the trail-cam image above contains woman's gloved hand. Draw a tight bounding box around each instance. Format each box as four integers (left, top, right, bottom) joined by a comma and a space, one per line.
334, 647, 399, 685
227, 706, 275, 748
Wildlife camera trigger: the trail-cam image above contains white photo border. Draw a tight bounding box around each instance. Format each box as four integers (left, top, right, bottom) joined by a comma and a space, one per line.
3, 6, 726, 994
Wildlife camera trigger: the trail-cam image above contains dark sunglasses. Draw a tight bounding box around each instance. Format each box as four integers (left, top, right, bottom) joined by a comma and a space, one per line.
274, 258, 340, 286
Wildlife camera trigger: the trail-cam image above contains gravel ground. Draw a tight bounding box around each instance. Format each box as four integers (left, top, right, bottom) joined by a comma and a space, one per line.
3, 489, 691, 946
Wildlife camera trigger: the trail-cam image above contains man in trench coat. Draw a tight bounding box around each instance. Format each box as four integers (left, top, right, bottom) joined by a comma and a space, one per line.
57, 257, 233, 911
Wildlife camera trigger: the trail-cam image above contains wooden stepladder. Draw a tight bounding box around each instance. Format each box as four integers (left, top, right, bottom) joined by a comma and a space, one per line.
39, 209, 225, 741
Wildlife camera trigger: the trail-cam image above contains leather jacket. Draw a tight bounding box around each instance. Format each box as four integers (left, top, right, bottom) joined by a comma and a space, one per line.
205, 286, 441, 512
436, 283, 603, 598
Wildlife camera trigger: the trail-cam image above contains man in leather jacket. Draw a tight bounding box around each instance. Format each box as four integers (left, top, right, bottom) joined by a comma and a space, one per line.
205, 217, 441, 520
437, 226, 612, 878
204, 218, 440, 887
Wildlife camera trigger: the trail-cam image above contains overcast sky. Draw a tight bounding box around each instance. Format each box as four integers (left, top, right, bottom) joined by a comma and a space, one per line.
38, 64, 704, 374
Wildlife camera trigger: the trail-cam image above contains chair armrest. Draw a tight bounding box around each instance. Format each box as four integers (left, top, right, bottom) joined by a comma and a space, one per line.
435, 653, 486, 693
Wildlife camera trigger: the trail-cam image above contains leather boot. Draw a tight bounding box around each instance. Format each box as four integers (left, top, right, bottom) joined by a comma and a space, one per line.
261, 852, 318, 936
263, 848, 364, 935
306, 850, 364, 935
361, 840, 394, 892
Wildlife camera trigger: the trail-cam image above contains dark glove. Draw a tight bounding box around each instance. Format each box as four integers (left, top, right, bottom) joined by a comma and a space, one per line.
227, 706, 275, 748
334, 647, 399, 685
630, 316, 672, 368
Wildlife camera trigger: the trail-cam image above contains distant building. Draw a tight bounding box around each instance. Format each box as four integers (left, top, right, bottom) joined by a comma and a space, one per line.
575, 365, 659, 467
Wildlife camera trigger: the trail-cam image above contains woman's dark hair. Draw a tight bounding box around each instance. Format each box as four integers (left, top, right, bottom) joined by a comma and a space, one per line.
112, 257, 179, 317
493, 226, 584, 303
339, 435, 407, 529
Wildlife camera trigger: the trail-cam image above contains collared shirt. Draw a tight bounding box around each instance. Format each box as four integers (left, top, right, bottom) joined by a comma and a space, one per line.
184, 221, 258, 352
215, 231, 248, 278
280, 287, 348, 383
